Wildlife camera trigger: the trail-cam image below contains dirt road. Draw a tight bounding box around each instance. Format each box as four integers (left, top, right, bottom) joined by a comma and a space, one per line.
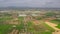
45, 22, 60, 30
45, 22, 60, 34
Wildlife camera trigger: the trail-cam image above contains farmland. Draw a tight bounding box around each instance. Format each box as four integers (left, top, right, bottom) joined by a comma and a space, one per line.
0, 10, 60, 34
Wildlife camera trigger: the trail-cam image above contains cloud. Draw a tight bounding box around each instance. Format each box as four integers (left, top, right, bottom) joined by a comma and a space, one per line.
0, 0, 60, 8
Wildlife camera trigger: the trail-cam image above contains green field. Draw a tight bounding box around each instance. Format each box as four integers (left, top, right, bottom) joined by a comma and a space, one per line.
50, 19, 60, 29
0, 24, 13, 34
50, 19, 60, 24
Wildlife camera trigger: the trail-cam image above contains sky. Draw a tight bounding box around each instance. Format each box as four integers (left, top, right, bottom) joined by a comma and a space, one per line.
0, 0, 60, 8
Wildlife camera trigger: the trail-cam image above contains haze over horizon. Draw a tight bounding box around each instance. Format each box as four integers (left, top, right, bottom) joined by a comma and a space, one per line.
0, 0, 60, 8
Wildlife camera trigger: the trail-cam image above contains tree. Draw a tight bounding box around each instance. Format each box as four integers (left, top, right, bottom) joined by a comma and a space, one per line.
45, 12, 56, 18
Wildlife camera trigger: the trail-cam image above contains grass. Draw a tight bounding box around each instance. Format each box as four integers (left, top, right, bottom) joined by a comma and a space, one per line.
0, 24, 13, 34
0, 17, 13, 24
27, 21, 35, 32
40, 22, 55, 34
56, 24, 60, 29
0, 17, 13, 21
16, 21, 35, 32
16, 17, 54, 34
18, 17, 24, 23
50, 19, 60, 29
50, 19, 60, 24
42, 31, 52, 34
18, 17, 24, 21
16, 20, 53, 34
16, 17, 24, 31
36, 17, 42, 20
43, 22, 55, 32
16, 22, 24, 31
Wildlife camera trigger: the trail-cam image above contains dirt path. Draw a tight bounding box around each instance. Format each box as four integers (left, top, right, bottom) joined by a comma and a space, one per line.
9, 25, 19, 34
52, 31, 60, 34
45, 22, 60, 30
45, 22, 60, 34
33, 19, 60, 34
9, 29, 18, 34
14, 30, 19, 34
33, 20, 60, 30
9, 29, 16, 34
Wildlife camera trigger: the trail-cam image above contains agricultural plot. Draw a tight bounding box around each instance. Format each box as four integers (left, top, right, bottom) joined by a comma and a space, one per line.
50, 19, 60, 24
0, 13, 14, 34
15, 17, 55, 34
0, 17, 56, 34
0, 24, 13, 34
0, 16, 13, 24
0, 12, 60, 34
